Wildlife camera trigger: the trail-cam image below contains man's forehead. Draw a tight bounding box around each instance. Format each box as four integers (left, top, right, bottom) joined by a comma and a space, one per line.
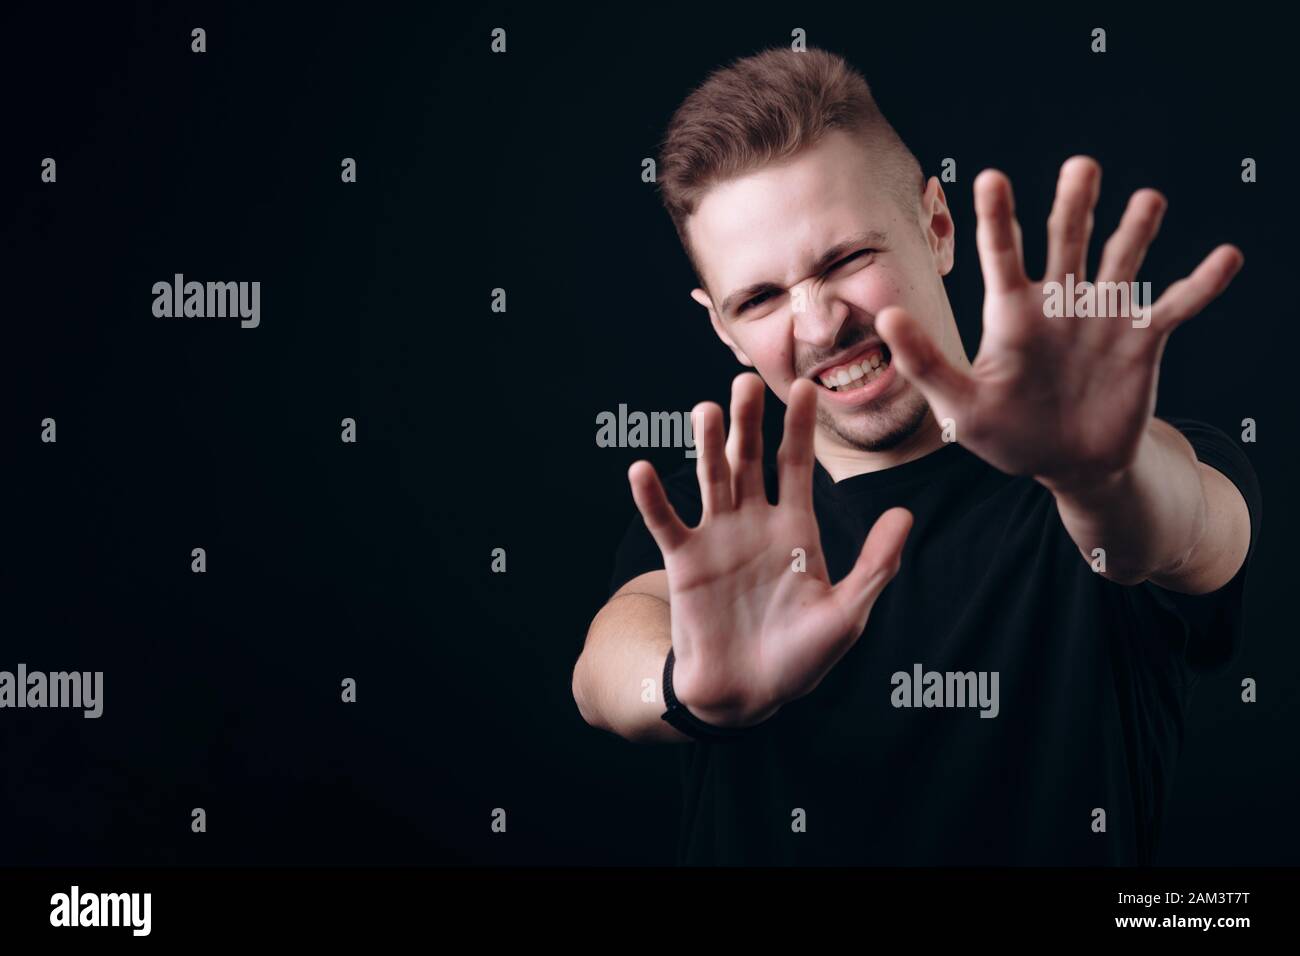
685, 141, 897, 303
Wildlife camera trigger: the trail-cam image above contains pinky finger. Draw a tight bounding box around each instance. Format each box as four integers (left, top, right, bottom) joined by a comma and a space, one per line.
628, 461, 691, 553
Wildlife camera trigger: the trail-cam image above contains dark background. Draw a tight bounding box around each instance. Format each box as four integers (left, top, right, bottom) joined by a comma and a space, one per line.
3, 3, 1295, 865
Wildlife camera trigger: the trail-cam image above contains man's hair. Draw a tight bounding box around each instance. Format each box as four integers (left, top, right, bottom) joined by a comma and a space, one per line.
657, 47, 924, 283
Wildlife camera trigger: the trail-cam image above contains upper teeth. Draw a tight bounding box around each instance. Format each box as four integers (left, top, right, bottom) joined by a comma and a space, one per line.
818, 351, 886, 390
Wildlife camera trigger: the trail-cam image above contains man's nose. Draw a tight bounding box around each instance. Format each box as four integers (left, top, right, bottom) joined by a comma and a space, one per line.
791, 280, 850, 347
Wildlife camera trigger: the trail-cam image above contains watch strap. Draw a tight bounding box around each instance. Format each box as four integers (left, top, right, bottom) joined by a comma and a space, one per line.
660, 646, 752, 739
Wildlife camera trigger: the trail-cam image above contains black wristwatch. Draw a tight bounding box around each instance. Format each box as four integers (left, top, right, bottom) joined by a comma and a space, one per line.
660, 647, 753, 739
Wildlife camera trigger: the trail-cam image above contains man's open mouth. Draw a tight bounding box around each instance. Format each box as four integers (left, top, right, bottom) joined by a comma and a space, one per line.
813, 344, 892, 393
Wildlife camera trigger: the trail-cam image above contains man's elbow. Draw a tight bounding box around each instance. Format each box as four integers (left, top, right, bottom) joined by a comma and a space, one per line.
571, 648, 605, 732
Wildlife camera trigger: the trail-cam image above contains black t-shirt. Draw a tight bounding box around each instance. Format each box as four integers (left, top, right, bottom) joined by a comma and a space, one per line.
608, 418, 1262, 865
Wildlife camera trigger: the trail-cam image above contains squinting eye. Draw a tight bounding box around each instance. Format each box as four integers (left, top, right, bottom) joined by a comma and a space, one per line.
830, 249, 876, 271
739, 291, 776, 314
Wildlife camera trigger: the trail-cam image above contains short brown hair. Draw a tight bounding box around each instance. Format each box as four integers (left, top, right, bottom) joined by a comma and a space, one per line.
657, 47, 923, 282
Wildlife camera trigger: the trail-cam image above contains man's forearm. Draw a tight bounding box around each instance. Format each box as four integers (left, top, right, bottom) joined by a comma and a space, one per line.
1045, 418, 1241, 591
573, 594, 691, 744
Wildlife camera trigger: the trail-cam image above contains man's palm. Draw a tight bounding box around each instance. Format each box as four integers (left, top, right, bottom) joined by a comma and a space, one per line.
629, 375, 912, 728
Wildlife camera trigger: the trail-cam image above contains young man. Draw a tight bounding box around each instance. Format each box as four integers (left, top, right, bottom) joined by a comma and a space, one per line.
571, 48, 1260, 865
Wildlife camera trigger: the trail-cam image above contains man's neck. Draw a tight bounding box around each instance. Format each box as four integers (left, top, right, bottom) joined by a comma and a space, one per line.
813, 412, 948, 483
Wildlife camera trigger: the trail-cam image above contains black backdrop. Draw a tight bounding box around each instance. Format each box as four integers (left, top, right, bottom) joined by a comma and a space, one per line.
4, 3, 1295, 866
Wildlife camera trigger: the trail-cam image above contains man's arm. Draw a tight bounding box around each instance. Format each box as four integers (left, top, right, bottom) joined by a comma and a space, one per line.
1047, 418, 1252, 593
573, 570, 692, 743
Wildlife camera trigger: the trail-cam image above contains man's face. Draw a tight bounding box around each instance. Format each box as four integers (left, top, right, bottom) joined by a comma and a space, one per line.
687, 130, 958, 452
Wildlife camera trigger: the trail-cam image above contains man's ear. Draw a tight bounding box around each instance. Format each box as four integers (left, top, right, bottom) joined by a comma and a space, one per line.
921, 176, 956, 277
691, 288, 755, 367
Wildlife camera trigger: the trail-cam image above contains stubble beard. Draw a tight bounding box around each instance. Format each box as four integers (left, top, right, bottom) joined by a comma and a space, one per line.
817, 385, 932, 452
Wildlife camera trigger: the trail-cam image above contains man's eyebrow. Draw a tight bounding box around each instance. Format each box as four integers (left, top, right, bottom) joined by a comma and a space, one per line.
717, 230, 888, 317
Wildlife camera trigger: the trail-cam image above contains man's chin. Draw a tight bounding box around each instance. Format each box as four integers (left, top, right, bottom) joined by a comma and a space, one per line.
817, 389, 931, 453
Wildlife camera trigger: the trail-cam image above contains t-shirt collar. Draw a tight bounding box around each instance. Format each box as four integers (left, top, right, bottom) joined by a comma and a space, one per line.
812, 441, 977, 497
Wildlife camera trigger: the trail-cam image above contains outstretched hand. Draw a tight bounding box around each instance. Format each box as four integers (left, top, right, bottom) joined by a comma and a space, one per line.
876, 156, 1243, 493
629, 373, 912, 728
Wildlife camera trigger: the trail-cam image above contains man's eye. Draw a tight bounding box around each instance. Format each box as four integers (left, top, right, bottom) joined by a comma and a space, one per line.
739, 291, 776, 313
830, 249, 876, 271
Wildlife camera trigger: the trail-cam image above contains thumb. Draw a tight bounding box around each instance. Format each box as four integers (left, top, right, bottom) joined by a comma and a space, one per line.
875, 306, 972, 415
830, 506, 913, 629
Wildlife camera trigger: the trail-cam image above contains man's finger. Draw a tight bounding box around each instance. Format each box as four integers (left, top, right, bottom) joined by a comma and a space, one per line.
692, 401, 732, 515
725, 372, 767, 505
1044, 156, 1102, 282
628, 460, 690, 553
974, 169, 1029, 296
1097, 188, 1167, 284
1148, 244, 1244, 335
777, 377, 818, 512
875, 305, 974, 415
